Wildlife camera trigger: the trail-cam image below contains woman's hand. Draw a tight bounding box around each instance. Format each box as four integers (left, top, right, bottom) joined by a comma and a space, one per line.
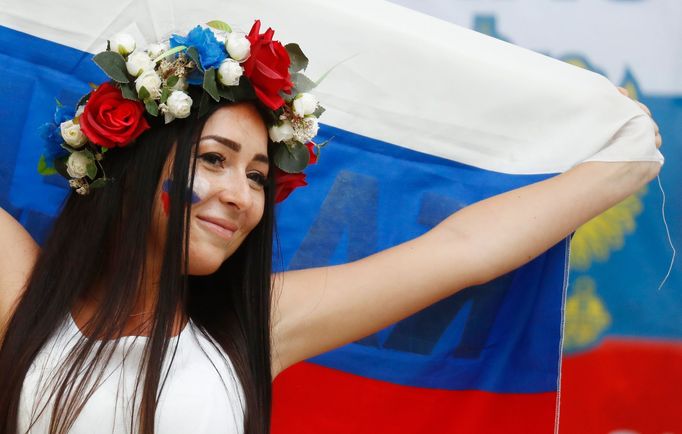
617, 86, 662, 149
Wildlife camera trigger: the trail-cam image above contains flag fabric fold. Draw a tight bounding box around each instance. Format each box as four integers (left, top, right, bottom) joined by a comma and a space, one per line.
0, 0, 662, 432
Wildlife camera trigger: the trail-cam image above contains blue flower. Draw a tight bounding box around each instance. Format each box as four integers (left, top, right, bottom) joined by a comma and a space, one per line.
38, 104, 74, 163
170, 25, 226, 72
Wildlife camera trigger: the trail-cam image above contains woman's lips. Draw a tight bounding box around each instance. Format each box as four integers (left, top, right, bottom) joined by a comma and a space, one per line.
196, 215, 237, 240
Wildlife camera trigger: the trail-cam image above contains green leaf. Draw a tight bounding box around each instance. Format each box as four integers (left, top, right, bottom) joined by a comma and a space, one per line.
145, 99, 159, 116
291, 72, 317, 93
37, 155, 57, 176
120, 83, 138, 101
166, 75, 179, 89
230, 76, 256, 100
160, 87, 171, 104
100, 146, 109, 153
202, 68, 220, 102
285, 43, 308, 73
186, 46, 203, 72
54, 156, 70, 179
206, 20, 232, 33
152, 45, 186, 63
313, 52, 362, 88
89, 178, 109, 189
274, 142, 310, 173
85, 161, 98, 180
93, 51, 130, 83
55, 98, 63, 107
76, 92, 91, 109
138, 85, 150, 101
197, 91, 212, 118
218, 86, 236, 102
312, 104, 326, 118
316, 135, 335, 149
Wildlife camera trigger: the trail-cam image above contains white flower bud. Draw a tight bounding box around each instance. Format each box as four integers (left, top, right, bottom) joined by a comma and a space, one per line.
292, 93, 319, 117
166, 91, 193, 119
75, 105, 85, 118
146, 42, 168, 60
110, 33, 136, 56
269, 120, 295, 143
217, 58, 243, 86
66, 151, 93, 179
225, 32, 251, 62
135, 70, 162, 99
60, 120, 87, 149
126, 51, 155, 77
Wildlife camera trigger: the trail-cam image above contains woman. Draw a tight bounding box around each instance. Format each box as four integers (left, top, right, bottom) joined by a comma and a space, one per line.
0, 21, 664, 434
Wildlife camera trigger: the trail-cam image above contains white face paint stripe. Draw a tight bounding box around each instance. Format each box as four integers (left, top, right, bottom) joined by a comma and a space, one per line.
191, 173, 210, 202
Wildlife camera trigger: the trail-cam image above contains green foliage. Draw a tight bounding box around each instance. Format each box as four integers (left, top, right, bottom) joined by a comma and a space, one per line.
186, 47, 203, 72
166, 75, 179, 88
206, 20, 232, 33
203, 68, 220, 102
291, 72, 317, 93
93, 51, 130, 83
120, 83, 138, 101
145, 99, 159, 116
138, 85, 150, 101
274, 142, 310, 173
285, 43, 308, 72
152, 45, 186, 63
37, 155, 57, 176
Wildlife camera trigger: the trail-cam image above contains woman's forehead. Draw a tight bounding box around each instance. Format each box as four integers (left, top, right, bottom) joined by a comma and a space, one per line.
201, 103, 268, 154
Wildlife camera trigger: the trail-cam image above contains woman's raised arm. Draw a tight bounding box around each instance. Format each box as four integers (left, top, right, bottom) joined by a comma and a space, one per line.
270, 159, 661, 378
0, 207, 39, 338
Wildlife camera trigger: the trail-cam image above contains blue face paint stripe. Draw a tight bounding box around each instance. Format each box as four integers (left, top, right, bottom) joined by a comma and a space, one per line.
162, 178, 201, 203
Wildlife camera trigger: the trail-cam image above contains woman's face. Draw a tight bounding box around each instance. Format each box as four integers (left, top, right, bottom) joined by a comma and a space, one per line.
152, 102, 270, 275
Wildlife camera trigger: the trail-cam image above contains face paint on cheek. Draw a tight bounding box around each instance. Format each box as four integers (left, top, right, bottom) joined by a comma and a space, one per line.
161, 179, 172, 216
161, 176, 207, 215
191, 173, 209, 204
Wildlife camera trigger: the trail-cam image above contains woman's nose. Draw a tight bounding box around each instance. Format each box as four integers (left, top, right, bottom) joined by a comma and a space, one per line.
217, 172, 253, 210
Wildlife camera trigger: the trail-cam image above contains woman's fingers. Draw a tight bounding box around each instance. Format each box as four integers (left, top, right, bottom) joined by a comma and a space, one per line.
616, 87, 661, 149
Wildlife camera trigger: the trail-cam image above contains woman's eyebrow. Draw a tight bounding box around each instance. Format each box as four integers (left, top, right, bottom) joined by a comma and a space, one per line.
200, 135, 269, 164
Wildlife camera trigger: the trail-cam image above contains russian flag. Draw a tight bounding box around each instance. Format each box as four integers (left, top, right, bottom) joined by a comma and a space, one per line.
0, 1, 662, 433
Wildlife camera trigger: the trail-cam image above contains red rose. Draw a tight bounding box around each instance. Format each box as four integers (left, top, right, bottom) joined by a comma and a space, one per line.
79, 82, 150, 148
243, 20, 293, 110
274, 168, 307, 203
273, 143, 317, 203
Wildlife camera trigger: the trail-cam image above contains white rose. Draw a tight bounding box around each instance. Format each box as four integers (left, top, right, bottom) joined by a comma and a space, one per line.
66, 151, 93, 179
292, 93, 319, 117
226, 32, 251, 62
292, 116, 319, 144
135, 70, 162, 99
126, 51, 155, 77
146, 42, 168, 60
217, 58, 243, 86
268, 120, 295, 143
166, 91, 193, 119
60, 120, 88, 149
110, 33, 136, 56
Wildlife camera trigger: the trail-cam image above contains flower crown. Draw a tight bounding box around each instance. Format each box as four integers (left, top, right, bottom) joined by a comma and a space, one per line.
38, 19, 327, 203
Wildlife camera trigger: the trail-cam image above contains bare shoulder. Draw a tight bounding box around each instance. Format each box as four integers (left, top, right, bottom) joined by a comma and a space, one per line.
0, 207, 39, 332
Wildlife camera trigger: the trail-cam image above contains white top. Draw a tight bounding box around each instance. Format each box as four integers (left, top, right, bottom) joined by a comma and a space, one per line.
18, 313, 246, 434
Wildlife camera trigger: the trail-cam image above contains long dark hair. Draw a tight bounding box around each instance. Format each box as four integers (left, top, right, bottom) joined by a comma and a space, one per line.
0, 96, 277, 434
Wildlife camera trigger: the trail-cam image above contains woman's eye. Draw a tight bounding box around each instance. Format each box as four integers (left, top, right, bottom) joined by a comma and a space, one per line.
198, 153, 225, 168
247, 172, 268, 188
